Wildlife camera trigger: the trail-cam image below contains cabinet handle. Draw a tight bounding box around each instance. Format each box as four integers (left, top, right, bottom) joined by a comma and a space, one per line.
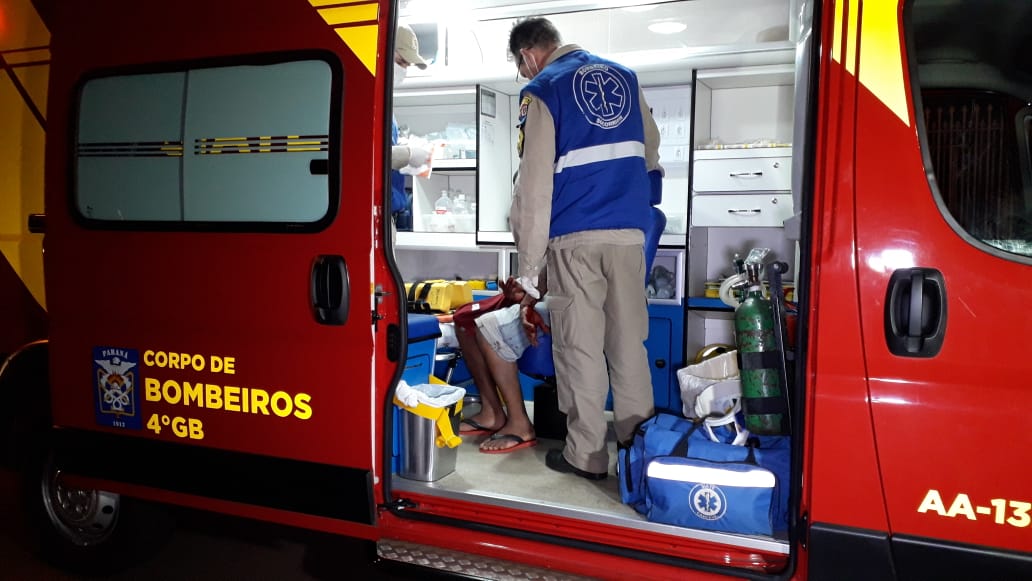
727, 208, 762, 215
729, 171, 763, 177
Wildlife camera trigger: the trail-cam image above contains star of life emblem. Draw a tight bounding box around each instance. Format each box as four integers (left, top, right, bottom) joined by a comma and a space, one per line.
93, 347, 143, 429
689, 483, 728, 521
572, 63, 632, 129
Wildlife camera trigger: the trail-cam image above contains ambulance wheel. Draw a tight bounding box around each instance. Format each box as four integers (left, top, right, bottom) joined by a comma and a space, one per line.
22, 443, 173, 576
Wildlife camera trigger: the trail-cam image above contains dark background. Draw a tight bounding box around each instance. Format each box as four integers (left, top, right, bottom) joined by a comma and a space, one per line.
0, 468, 419, 580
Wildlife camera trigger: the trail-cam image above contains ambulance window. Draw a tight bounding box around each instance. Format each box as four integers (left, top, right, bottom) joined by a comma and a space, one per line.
909, 0, 1032, 259
76, 58, 335, 226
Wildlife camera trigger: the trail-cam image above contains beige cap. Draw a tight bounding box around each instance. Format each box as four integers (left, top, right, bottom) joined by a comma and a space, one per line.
395, 24, 428, 69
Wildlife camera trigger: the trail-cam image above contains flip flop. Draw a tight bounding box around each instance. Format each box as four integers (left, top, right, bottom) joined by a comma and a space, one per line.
459, 418, 498, 436
478, 433, 538, 454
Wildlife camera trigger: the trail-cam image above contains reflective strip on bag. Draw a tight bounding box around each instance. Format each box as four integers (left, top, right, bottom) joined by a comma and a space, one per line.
646, 460, 775, 488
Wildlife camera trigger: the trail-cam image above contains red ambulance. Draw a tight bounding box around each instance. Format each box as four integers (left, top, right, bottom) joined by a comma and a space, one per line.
1, 0, 1029, 579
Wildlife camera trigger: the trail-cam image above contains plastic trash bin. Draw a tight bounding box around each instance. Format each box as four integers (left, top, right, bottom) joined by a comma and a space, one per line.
394, 380, 465, 482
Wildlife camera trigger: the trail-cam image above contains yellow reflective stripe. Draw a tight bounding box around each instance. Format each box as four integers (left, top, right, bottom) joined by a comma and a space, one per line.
859, 1, 910, 126
832, 0, 844, 64
846, 0, 859, 75
553, 140, 645, 174
308, 1, 380, 76
1, 48, 50, 65
316, 3, 378, 25
308, 0, 367, 6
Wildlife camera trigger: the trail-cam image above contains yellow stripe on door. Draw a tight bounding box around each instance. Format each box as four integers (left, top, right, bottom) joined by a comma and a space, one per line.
308, 0, 380, 76
858, 0, 909, 126
831, 0, 910, 127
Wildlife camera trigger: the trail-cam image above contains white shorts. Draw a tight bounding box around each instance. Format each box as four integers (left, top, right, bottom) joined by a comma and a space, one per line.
474, 304, 531, 362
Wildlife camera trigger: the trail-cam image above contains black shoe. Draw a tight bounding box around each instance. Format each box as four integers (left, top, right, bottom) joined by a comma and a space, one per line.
545, 449, 607, 481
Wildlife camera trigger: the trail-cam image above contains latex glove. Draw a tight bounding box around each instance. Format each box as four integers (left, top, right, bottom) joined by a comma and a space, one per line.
407, 144, 431, 169
520, 303, 550, 347
516, 275, 540, 300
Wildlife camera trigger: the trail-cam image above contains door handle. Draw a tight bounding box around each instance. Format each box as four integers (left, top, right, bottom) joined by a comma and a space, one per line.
884, 268, 947, 357
311, 255, 349, 325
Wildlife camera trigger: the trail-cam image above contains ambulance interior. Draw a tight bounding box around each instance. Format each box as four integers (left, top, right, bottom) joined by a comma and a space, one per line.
388, 0, 803, 556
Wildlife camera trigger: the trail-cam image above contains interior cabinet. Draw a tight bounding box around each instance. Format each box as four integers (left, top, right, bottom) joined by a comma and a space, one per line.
394, 87, 478, 238
643, 85, 693, 245
393, 84, 519, 249
685, 64, 796, 354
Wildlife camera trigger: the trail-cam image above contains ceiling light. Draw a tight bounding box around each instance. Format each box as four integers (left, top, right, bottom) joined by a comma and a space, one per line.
648, 21, 687, 35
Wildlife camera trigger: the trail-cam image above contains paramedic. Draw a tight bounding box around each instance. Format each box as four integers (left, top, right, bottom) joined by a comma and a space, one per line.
391, 24, 432, 227
453, 276, 546, 453
507, 17, 661, 480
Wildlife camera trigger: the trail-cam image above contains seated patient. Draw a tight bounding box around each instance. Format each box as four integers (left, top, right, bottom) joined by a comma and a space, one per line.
453, 276, 548, 454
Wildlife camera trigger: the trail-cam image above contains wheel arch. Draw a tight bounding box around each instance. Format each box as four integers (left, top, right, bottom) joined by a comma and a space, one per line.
0, 339, 52, 468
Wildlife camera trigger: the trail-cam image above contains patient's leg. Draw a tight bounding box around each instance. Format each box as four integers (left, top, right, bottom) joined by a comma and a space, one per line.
456, 325, 505, 433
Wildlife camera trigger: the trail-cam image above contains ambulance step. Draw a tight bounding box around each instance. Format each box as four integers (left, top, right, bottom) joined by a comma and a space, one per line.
376, 538, 590, 581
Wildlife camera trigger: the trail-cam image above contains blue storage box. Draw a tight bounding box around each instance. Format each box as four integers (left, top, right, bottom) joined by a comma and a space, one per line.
404, 314, 441, 385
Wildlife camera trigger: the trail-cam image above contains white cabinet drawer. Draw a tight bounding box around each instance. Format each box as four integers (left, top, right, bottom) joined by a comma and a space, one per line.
691, 194, 793, 227
693, 150, 792, 192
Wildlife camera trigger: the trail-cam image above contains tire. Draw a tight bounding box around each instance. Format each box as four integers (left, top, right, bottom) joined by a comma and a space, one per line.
21, 438, 175, 576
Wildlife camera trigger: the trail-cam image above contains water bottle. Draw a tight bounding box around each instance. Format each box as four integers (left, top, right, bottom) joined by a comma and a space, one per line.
453, 194, 468, 215
434, 190, 452, 215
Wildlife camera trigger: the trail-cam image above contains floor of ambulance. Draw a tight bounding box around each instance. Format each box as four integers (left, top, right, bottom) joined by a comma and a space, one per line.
391, 403, 789, 555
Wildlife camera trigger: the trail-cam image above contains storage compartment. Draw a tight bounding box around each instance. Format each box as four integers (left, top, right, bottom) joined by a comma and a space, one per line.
691, 194, 794, 227
693, 148, 792, 192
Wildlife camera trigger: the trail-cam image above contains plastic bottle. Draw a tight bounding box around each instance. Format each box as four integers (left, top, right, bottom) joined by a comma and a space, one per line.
434, 190, 452, 214
452, 193, 468, 215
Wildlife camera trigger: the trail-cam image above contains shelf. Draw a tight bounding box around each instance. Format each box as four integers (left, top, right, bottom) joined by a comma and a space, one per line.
396, 232, 477, 249
433, 159, 476, 171
687, 297, 734, 311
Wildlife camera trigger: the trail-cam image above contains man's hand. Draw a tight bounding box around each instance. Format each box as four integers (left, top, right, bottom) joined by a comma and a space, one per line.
502, 276, 526, 303
407, 144, 432, 168
520, 301, 550, 347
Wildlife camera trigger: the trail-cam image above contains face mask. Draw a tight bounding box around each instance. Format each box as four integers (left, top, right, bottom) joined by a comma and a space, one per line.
393, 62, 407, 89
521, 50, 540, 79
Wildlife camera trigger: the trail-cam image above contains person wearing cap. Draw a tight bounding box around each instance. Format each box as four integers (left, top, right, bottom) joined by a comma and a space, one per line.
506, 17, 662, 481
390, 24, 432, 226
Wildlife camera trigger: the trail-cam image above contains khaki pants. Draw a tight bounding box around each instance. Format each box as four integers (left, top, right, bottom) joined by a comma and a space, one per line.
546, 241, 654, 474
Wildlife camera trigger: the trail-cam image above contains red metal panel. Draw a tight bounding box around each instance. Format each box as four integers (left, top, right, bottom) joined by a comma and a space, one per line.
43, 0, 395, 469
803, 0, 891, 535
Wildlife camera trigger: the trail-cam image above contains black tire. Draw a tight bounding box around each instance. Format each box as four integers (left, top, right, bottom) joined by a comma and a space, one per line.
20, 438, 175, 576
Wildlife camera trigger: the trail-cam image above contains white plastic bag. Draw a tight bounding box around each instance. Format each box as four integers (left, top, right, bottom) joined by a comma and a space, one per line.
676, 350, 741, 419
395, 380, 465, 409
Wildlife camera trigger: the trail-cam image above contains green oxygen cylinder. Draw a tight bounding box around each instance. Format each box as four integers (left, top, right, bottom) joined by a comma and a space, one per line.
734, 262, 786, 435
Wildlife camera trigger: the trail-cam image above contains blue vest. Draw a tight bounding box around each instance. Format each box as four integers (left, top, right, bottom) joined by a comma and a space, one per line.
390, 120, 407, 215
521, 50, 651, 238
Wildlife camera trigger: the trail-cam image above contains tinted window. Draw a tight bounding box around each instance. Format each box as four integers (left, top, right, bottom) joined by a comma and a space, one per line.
77, 59, 334, 225
910, 0, 1032, 258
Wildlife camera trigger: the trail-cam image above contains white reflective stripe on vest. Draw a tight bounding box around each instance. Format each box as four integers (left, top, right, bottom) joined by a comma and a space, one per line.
553, 140, 645, 174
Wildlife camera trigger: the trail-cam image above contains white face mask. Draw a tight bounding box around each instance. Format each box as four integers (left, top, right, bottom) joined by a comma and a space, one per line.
393, 63, 407, 89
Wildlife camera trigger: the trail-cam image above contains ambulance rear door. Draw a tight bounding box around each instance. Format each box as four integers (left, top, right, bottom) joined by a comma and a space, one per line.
43, 0, 398, 535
